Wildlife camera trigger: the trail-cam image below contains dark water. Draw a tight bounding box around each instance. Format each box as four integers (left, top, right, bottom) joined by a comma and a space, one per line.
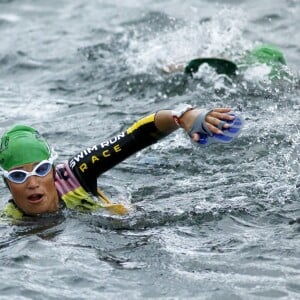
0, 0, 300, 299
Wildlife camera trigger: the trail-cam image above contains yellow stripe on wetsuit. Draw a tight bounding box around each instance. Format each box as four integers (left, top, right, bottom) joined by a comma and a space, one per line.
126, 114, 155, 134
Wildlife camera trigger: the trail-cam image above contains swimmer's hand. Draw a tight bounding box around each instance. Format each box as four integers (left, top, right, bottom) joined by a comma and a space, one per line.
181, 108, 244, 146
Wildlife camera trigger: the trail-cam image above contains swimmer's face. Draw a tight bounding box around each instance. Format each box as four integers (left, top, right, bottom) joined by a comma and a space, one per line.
6, 162, 59, 215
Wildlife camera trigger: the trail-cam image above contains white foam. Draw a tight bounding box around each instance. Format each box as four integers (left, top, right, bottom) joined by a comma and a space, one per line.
0, 14, 20, 23
124, 7, 252, 74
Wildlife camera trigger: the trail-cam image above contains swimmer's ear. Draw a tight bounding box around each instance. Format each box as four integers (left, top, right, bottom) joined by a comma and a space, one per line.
184, 57, 238, 76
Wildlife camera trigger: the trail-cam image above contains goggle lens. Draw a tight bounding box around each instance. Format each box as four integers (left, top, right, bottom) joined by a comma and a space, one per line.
5, 161, 52, 184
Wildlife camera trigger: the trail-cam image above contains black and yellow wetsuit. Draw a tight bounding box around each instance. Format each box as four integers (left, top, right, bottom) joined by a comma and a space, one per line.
70, 113, 168, 195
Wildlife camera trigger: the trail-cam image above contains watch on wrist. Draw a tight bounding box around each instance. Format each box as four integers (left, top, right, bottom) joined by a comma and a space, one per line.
172, 104, 195, 126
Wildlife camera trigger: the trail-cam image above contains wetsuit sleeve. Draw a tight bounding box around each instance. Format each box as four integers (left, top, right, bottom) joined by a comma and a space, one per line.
68, 113, 170, 195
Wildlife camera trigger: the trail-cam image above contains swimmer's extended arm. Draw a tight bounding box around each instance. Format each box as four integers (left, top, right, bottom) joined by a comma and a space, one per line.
69, 107, 233, 194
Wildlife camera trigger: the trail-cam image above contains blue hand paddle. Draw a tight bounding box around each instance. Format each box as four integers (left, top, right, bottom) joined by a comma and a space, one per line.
189, 111, 244, 147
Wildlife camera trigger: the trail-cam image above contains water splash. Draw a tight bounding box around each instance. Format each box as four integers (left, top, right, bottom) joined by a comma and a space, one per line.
125, 7, 251, 74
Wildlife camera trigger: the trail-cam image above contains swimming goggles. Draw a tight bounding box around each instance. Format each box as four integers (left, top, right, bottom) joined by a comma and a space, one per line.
0, 160, 54, 184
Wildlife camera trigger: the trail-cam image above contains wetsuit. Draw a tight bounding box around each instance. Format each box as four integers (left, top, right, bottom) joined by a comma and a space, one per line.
2, 113, 169, 218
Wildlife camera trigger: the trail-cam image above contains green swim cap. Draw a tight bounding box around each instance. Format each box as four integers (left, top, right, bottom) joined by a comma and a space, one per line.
242, 44, 287, 79
0, 125, 51, 171
245, 44, 286, 65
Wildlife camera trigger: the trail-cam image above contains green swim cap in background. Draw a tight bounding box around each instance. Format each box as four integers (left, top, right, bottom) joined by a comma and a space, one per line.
242, 44, 287, 79
0, 125, 51, 171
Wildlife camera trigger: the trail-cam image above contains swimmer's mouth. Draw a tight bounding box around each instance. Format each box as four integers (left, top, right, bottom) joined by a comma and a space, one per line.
27, 193, 44, 203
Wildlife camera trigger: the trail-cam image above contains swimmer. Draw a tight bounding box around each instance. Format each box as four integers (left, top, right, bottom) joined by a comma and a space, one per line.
0, 105, 243, 219
163, 44, 287, 80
